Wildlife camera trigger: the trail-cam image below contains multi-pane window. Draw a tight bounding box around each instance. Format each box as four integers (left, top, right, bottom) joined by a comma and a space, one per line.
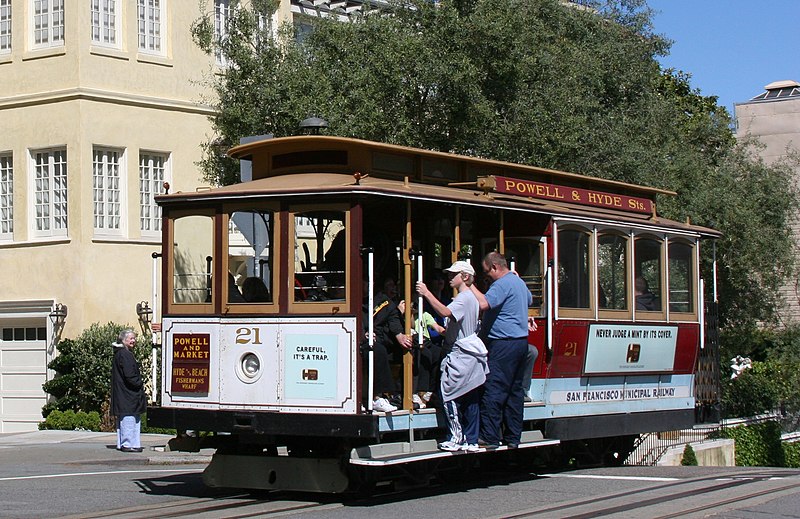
139, 152, 166, 232
92, 147, 122, 232
214, 0, 231, 65
0, 154, 12, 237
137, 0, 164, 54
33, 148, 67, 235
91, 0, 119, 46
0, 0, 11, 53
32, 0, 64, 48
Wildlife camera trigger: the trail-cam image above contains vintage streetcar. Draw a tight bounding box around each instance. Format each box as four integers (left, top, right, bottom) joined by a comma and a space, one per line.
147, 134, 721, 493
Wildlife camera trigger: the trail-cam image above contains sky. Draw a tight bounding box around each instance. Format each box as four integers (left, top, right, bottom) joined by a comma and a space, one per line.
647, 0, 800, 115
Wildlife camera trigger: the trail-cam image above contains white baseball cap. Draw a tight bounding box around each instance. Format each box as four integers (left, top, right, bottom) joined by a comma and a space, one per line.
444, 260, 475, 276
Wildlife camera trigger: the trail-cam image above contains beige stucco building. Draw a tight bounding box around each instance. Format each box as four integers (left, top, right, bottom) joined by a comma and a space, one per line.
735, 80, 800, 324
0, 0, 373, 432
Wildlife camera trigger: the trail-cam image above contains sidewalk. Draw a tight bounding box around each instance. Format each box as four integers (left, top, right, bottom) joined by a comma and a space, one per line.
0, 429, 214, 464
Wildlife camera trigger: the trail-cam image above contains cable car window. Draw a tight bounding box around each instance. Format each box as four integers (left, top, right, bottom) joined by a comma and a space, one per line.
669, 241, 694, 313
172, 214, 214, 304
634, 236, 662, 311
597, 233, 628, 310
227, 210, 274, 304
558, 228, 591, 309
293, 210, 346, 302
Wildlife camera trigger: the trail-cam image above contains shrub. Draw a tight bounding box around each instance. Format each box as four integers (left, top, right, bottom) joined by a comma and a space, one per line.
681, 444, 698, 466
42, 323, 152, 429
39, 410, 101, 431
784, 442, 800, 468
720, 421, 785, 467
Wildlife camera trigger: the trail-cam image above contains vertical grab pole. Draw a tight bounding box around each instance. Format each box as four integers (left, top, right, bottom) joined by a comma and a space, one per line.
712, 241, 718, 303
367, 250, 375, 411
151, 252, 160, 403
417, 253, 424, 347
402, 199, 413, 411
699, 278, 705, 350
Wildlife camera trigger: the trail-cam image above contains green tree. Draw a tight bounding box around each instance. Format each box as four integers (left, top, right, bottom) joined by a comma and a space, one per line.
191, 0, 800, 329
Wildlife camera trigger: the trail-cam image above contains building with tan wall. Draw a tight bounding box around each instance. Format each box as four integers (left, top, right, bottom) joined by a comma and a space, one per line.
735, 80, 800, 325
0, 0, 384, 432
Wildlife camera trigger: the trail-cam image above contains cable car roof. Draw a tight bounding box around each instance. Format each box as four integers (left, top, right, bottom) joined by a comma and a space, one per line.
158, 171, 720, 238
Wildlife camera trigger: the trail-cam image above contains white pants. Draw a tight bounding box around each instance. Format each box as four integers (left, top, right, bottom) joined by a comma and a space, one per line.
116, 415, 141, 449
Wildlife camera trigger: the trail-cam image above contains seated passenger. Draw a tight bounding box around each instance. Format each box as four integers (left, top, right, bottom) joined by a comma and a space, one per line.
398, 299, 445, 408
362, 279, 412, 412
635, 277, 659, 311
228, 272, 246, 303
242, 277, 270, 302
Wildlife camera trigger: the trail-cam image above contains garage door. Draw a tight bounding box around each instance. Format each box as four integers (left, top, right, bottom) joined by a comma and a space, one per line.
0, 323, 48, 432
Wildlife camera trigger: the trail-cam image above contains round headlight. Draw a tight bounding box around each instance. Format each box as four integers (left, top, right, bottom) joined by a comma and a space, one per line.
242, 353, 260, 378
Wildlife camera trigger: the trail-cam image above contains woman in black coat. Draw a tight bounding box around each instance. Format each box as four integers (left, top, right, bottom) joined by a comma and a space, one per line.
111, 329, 146, 452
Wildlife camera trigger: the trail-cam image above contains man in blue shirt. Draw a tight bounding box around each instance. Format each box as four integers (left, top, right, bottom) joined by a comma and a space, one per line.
470, 251, 535, 448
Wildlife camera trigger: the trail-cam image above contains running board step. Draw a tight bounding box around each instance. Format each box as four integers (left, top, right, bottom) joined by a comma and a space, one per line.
350, 430, 559, 467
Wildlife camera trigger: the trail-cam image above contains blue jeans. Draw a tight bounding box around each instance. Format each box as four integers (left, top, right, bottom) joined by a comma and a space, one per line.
480, 337, 528, 445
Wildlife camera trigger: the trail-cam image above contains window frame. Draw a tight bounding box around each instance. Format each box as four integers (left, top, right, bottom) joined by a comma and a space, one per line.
667, 237, 699, 321
287, 203, 350, 315
30, 0, 64, 50
139, 150, 169, 237
0, 152, 12, 240
633, 233, 666, 320
165, 209, 217, 315
29, 147, 68, 238
92, 146, 126, 237
213, 0, 231, 66
222, 203, 281, 315
556, 224, 595, 319
0, 0, 11, 54
596, 228, 631, 320
137, 0, 166, 55
90, 0, 121, 48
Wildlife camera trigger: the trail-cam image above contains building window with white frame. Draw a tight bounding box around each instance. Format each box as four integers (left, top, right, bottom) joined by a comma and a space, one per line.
137, 0, 165, 54
91, 0, 120, 47
0, 0, 11, 54
32, 0, 64, 48
139, 152, 167, 233
214, 0, 231, 66
32, 148, 67, 236
92, 147, 123, 234
0, 153, 12, 238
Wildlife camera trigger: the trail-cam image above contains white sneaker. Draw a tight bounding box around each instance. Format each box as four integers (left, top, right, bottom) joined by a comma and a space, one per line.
421, 391, 433, 403
372, 396, 397, 413
412, 393, 426, 409
438, 440, 462, 452
462, 443, 480, 452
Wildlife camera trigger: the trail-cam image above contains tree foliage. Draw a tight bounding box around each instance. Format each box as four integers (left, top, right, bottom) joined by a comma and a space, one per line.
192, 0, 800, 329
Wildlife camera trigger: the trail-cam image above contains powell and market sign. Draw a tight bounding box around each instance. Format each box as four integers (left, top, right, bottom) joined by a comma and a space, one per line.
478, 175, 654, 215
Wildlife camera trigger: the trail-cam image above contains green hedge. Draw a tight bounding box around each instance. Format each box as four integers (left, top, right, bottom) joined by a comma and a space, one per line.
784, 442, 800, 468
39, 410, 101, 432
720, 421, 785, 467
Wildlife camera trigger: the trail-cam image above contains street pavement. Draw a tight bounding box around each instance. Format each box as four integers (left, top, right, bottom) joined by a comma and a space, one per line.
0, 429, 214, 464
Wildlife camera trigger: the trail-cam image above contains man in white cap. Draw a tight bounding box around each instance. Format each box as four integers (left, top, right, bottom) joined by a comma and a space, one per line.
417, 260, 487, 452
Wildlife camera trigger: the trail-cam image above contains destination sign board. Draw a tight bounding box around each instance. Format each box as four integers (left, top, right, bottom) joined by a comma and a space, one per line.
486, 176, 654, 214
171, 333, 210, 393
